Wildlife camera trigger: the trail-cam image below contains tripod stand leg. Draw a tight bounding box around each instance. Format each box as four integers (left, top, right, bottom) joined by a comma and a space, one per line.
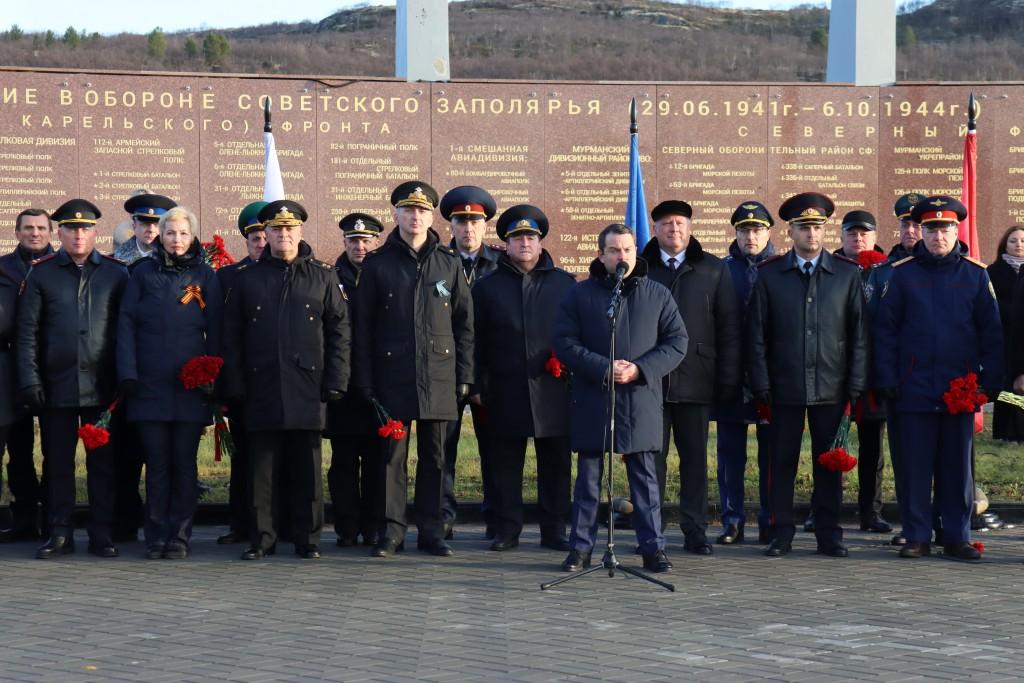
615, 565, 676, 592
540, 564, 607, 590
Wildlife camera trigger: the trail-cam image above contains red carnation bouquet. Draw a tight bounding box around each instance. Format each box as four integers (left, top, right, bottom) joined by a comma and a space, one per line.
545, 351, 567, 379
817, 402, 858, 473
857, 250, 887, 269
972, 541, 984, 557
78, 398, 120, 450
201, 234, 235, 270
180, 355, 233, 461
371, 398, 407, 441
943, 372, 988, 415
754, 400, 771, 424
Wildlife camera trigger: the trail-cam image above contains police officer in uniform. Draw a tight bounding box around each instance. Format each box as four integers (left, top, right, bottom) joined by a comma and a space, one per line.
326, 212, 384, 547
439, 185, 502, 540
472, 205, 575, 551
223, 200, 350, 560
17, 199, 129, 558
874, 195, 1002, 561
0, 208, 53, 541
714, 201, 776, 545
834, 210, 893, 535
747, 192, 868, 558
112, 193, 179, 543
639, 199, 741, 555
214, 201, 268, 545
353, 181, 474, 558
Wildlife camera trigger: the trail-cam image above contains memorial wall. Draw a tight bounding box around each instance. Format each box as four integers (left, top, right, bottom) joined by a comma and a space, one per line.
1, 67, 1022, 272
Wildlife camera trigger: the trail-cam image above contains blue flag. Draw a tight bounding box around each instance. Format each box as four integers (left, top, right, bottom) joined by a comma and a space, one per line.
625, 132, 650, 249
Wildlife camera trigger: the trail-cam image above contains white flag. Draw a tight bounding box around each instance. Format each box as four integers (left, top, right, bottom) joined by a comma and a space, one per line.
263, 131, 285, 202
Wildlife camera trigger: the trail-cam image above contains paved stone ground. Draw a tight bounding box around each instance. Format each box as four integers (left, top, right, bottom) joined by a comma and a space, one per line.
2, 524, 1024, 682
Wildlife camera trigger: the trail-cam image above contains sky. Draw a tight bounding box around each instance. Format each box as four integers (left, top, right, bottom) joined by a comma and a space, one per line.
3, 1, 832, 35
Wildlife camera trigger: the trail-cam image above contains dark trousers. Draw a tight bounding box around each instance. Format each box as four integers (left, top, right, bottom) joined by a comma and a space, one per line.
768, 403, 845, 546
225, 404, 250, 537
896, 412, 974, 544
569, 450, 664, 555
249, 430, 323, 550
654, 403, 710, 538
442, 402, 491, 528
136, 421, 204, 547
488, 435, 571, 540
379, 419, 446, 544
716, 420, 772, 530
856, 418, 885, 518
328, 433, 382, 541
112, 415, 144, 539
4, 414, 43, 532
39, 407, 115, 542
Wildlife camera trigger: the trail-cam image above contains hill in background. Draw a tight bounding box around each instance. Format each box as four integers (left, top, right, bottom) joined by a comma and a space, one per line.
0, 0, 1020, 81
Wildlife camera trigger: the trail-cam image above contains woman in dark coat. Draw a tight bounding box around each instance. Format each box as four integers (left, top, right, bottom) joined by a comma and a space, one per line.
987, 226, 1024, 441
117, 206, 223, 559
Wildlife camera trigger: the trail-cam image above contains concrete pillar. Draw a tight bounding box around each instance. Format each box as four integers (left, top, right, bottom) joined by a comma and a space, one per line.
826, 0, 896, 86
395, 0, 450, 82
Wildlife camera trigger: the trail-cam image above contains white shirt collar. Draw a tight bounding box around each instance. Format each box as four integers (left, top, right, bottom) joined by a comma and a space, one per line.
795, 252, 821, 272
660, 248, 684, 267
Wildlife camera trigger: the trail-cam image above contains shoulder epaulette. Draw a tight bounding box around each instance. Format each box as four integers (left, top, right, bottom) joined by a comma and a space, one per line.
487, 243, 507, 253
103, 253, 129, 267
311, 258, 333, 270
963, 255, 985, 268
892, 256, 915, 268
30, 253, 57, 267
437, 244, 457, 256
756, 254, 784, 268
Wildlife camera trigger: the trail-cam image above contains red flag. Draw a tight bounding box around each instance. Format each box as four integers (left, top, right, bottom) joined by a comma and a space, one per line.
960, 126, 979, 258
960, 95, 984, 433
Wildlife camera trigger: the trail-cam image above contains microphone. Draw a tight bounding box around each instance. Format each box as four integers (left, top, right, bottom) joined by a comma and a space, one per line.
606, 261, 629, 319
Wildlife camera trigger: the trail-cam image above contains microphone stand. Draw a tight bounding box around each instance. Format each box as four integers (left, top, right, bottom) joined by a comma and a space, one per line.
541, 269, 674, 592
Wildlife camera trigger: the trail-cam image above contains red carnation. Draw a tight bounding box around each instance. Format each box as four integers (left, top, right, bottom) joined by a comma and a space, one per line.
371, 399, 407, 441
201, 234, 235, 270
972, 541, 984, 556
180, 355, 225, 392
816, 402, 858, 473
754, 400, 771, 424
77, 398, 119, 451
545, 351, 567, 379
857, 250, 887, 269
943, 372, 987, 415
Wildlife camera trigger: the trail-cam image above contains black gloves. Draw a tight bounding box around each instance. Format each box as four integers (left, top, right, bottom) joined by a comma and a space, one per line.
322, 389, 345, 402
18, 385, 45, 411
456, 383, 471, 402
848, 391, 861, 406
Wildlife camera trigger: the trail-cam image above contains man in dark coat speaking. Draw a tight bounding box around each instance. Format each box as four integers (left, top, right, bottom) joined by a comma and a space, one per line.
553, 224, 687, 574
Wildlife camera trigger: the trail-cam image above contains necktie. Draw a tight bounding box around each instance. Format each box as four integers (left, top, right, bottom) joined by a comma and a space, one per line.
462, 257, 474, 277
667, 257, 678, 271
803, 261, 814, 277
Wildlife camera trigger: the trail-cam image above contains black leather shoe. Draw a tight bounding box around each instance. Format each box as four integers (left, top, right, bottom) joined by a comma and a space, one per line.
899, 542, 931, 558
717, 524, 744, 545
891, 533, 907, 546
765, 539, 792, 557
684, 535, 713, 555
489, 536, 519, 551
296, 544, 321, 559
371, 537, 403, 557
163, 541, 189, 559
561, 549, 592, 572
443, 524, 455, 541
817, 542, 849, 558
860, 513, 893, 533
642, 549, 673, 573
803, 514, 815, 533
216, 531, 247, 545
943, 541, 981, 561
335, 536, 357, 548
758, 528, 771, 544
241, 546, 265, 560
540, 536, 570, 551
88, 542, 120, 558
145, 544, 165, 560
418, 540, 454, 557
36, 535, 75, 559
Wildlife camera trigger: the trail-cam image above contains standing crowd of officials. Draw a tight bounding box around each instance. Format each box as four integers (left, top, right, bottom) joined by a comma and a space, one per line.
0, 179, 1016, 569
